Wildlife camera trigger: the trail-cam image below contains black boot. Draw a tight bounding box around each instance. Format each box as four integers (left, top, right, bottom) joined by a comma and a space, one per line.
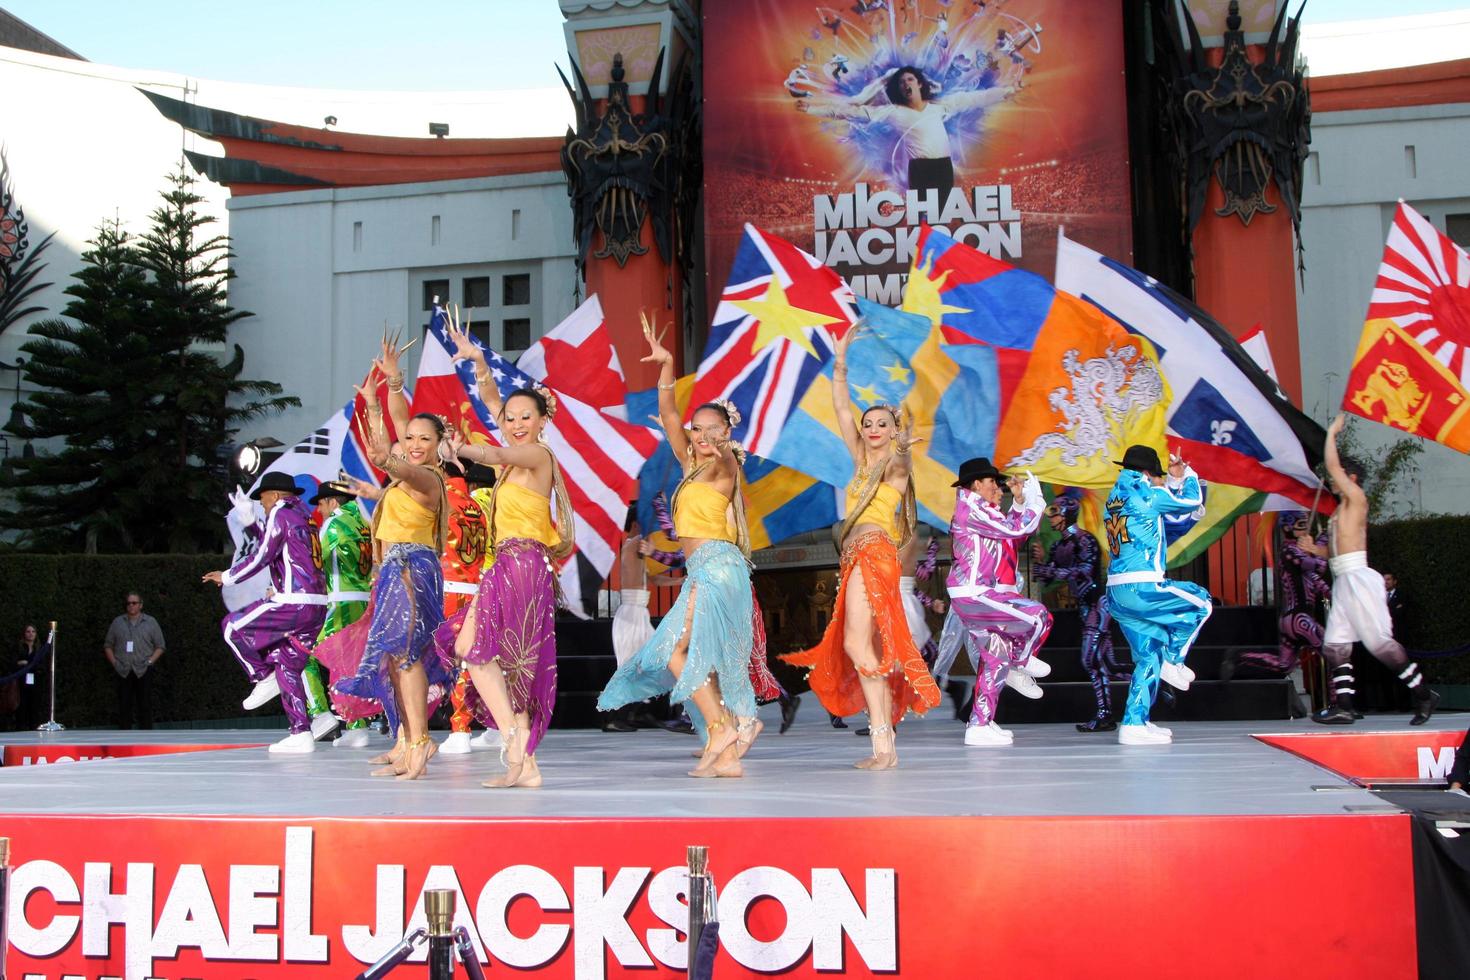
1313, 703, 1357, 725
1076, 717, 1117, 733
829, 713, 848, 729
1315, 664, 1358, 725
779, 694, 801, 734
1410, 689, 1440, 726
602, 705, 637, 733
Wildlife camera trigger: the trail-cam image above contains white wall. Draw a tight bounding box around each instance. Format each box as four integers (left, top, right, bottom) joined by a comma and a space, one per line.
227, 172, 577, 442
1296, 101, 1470, 515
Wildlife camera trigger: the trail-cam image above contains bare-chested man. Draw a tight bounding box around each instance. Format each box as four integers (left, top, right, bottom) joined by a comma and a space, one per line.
1311, 414, 1437, 725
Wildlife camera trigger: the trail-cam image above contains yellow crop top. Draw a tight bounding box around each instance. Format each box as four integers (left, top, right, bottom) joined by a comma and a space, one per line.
375, 484, 437, 547
492, 482, 561, 549
846, 481, 902, 540
674, 480, 736, 543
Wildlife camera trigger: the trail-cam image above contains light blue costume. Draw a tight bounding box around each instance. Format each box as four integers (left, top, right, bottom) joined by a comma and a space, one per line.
1103, 467, 1212, 726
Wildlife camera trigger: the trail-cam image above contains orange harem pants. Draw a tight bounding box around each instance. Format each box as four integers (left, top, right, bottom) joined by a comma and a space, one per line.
782, 530, 940, 726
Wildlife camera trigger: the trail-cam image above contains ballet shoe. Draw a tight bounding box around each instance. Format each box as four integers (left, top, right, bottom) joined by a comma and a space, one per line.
854, 723, 897, 770
394, 736, 436, 781
689, 717, 739, 777
735, 717, 763, 759
484, 727, 528, 788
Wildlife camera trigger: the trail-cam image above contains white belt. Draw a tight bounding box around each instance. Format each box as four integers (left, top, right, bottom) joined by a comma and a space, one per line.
948, 583, 1018, 598
444, 581, 480, 596
1107, 570, 1164, 586
270, 592, 329, 606
328, 590, 371, 604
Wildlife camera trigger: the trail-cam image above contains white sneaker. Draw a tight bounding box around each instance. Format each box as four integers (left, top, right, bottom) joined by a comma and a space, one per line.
988, 721, 1014, 739
1118, 724, 1171, 745
309, 713, 341, 741
439, 731, 474, 755
965, 723, 1014, 746
1145, 721, 1173, 738
268, 731, 316, 754
1160, 661, 1192, 692
471, 729, 503, 750
335, 727, 371, 749
243, 674, 281, 710
1004, 671, 1043, 699
1017, 657, 1051, 678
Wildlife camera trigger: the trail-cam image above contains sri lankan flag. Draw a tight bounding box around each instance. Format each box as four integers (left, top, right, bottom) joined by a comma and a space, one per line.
1344, 202, 1470, 451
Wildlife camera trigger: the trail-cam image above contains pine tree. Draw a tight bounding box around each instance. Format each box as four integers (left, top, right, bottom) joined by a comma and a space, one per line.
3, 168, 298, 552
1, 218, 158, 551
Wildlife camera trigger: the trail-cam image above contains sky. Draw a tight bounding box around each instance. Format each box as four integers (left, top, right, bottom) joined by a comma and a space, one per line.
5, 0, 1468, 92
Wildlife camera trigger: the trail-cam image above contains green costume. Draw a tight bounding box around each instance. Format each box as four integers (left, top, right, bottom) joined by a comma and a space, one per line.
305, 499, 373, 719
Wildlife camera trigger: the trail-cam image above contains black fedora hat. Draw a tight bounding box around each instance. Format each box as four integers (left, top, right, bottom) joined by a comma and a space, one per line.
952, 456, 1005, 488
250, 472, 304, 499
309, 480, 357, 505
1115, 444, 1164, 477
464, 463, 497, 487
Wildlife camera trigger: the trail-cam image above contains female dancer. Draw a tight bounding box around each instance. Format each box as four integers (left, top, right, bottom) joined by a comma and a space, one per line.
783, 325, 939, 768
335, 401, 451, 780
440, 319, 575, 788
598, 316, 757, 778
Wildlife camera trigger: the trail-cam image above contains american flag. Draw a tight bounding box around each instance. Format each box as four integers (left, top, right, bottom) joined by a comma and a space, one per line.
413, 304, 659, 616
689, 224, 857, 457
1365, 201, 1470, 388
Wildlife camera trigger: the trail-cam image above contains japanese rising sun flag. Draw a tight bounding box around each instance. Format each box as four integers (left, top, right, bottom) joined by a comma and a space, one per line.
1343, 201, 1470, 453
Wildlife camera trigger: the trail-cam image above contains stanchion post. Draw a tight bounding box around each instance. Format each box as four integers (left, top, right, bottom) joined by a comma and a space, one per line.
454, 926, 487, 980
424, 888, 455, 980
687, 845, 709, 976
38, 621, 63, 732
1, 838, 12, 980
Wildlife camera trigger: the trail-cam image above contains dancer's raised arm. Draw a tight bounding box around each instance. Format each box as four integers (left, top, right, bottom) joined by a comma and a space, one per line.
832, 323, 863, 463
641, 312, 691, 464
445, 312, 505, 422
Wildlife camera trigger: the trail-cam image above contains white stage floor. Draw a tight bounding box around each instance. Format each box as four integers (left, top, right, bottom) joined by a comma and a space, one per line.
3, 708, 1463, 820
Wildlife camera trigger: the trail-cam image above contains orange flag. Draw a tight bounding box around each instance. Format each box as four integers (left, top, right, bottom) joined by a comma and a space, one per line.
1343, 202, 1470, 452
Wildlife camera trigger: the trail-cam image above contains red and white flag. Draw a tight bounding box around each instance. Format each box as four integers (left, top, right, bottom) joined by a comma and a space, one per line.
517, 295, 630, 416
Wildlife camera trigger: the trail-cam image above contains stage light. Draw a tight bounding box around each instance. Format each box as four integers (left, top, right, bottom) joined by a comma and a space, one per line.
324, 115, 338, 127
429, 122, 449, 138
235, 444, 262, 476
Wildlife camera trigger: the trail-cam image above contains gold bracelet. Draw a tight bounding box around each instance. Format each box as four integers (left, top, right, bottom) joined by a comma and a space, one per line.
894, 443, 911, 456
474, 369, 491, 383
387, 375, 404, 393
658, 382, 676, 391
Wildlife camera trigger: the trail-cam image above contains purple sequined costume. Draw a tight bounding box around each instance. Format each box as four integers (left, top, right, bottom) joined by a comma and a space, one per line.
1033, 522, 1119, 723
219, 496, 326, 735
1241, 528, 1328, 675
435, 538, 558, 754
332, 542, 451, 734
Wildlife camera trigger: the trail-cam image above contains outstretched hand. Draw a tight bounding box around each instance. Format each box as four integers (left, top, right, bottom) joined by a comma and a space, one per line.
835, 320, 862, 362
640, 311, 673, 366
895, 409, 924, 455
201, 571, 224, 586
1168, 449, 1187, 480
1327, 413, 1346, 438
445, 308, 484, 366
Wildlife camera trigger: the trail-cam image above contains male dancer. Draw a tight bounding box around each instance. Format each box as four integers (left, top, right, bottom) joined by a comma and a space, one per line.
1227, 510, 1328, 679
440, 460, 491, 754
1104, 445, 1211, 746
1313, 414, 1437, 725
312, 480, 374, 747
1031, 495, 1119, 732
947, 457, 1051, 747
205, 472, 328, 753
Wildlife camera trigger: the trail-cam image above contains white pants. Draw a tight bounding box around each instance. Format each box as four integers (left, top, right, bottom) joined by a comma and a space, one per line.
1324, 552, 1395, 653
899, 576, 932, 651
611, 589, 653, 666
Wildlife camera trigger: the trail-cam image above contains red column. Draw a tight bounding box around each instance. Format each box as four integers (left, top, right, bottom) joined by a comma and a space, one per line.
585, 218, 685, 392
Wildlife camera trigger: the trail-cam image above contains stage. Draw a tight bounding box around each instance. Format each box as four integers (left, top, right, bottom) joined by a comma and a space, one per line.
1, 710, 1465, 979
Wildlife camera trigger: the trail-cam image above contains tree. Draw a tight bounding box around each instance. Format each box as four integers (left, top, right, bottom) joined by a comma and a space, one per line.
2, 168, 298, 552
1, 218, 157, 551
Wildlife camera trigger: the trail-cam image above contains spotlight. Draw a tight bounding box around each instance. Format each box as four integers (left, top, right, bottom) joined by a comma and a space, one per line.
324, 115, 338, 127
235, 444, 262, 476
429, 122, 449, 138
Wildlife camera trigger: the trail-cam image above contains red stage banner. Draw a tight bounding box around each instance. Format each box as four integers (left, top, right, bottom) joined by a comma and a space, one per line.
0, 813, 1414, 979
1255, 730, 1469, 783
702, 0, 1132, 310
1, 743, 262, 767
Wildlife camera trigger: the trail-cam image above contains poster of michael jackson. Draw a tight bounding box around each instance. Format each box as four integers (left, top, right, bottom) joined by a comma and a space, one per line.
702, 0, 1133, 303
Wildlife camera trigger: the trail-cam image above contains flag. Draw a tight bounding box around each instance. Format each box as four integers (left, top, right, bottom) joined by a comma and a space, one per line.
690, 224, 858, 456
254, 366, 398, 511
1054, 231, 1327, 509
1237, 323, 1280, 386
1343, 201, 1470, 452
517, 295, 629, 416
768, 297, 1001, 528
629, 375, 836, 553
903, 225, 1169, 491
412, 305, 660, 616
